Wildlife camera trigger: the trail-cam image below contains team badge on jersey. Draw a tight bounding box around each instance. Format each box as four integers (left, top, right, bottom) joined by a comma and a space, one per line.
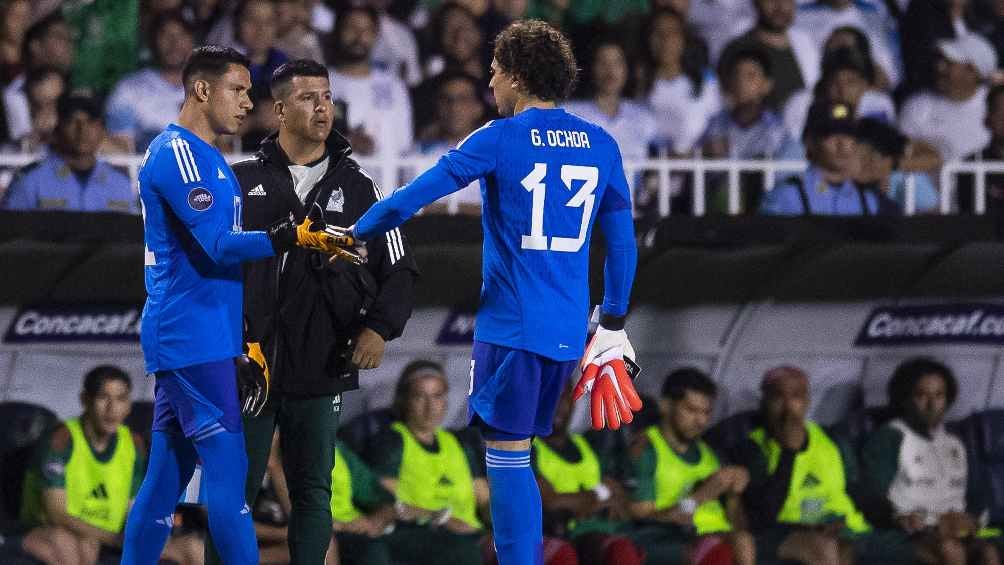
187, 187, 213, 211
327, 188, 344, 212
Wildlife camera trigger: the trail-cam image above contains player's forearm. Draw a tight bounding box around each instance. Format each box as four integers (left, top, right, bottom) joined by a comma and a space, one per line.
354, 162, 460, 241
598, 209, 637, 317
204, 229, 275, 266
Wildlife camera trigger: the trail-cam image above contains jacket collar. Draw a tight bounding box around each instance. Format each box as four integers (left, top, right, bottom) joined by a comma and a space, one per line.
256, 129, 353, 167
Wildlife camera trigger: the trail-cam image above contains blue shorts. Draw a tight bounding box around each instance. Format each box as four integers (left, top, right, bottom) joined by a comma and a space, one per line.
468, 340, 578, 440
152, 359, 241, 440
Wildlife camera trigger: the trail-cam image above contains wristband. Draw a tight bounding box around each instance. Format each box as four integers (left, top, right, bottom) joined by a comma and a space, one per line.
598, 312, 626, 331
592, 483, 612, 503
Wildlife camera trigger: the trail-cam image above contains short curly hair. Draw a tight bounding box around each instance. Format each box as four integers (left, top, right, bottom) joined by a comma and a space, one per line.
493, 20, 578, 102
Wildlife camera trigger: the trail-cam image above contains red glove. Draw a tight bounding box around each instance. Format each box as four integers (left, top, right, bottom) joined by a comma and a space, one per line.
573, 327, 642, 430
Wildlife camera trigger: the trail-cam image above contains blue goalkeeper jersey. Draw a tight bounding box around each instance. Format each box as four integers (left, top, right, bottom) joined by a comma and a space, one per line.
138, 124, 274, 372
355, 107, 636, 361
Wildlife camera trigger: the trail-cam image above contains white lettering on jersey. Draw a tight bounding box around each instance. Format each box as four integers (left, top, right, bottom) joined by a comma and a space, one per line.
529, 129, 591, 149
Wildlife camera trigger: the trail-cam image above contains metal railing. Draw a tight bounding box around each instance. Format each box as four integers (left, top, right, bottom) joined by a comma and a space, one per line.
1, 152, 1000, 216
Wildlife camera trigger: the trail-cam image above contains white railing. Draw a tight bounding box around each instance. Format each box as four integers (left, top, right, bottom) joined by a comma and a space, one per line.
1, 152, 1001, 217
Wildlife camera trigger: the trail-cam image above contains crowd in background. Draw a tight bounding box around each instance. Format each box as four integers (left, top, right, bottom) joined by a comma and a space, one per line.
7, 357, 1002, 565
2, 0, 1004, 215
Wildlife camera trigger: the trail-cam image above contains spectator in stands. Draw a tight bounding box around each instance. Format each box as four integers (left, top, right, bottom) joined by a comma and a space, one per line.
823, 25, 894, 90
793, 0, 900, 88
860, 358, 1001, 565
9, 67, 66, 153
327, 442, 397, 565
327, 4, 413, 158
0, 0, 30, 85
19, 366, 203, 565
413, 71, 487, 215
274, 0, 324, 62
761, 102, 880, 215
718, 0, 820, 111
104, 11, 191, 153
565, 38, 658, 161
641, 8, 721, 157
688, 0, 756, 65
370, 0, 422, 87
899, 0, 968, 98
783, 46, 895, 141
961, 84, 1004, 214
628, 368, 756, 565
3, 94, 134, 213
733, 366, 910, 565
854, 117, 940, 214
366, 360, 488, 565
234, 0, 290, 99
900, 33, 996, 163
2, 13, 74, 145
703, 47, 801, 213
63, 0, 139, 96
413, 2, 488, 136
533, 385, 644, 565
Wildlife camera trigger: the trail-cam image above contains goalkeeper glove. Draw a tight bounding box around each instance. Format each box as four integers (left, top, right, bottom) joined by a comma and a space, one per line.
236, 342, 269, 417
573, 314, 643, 430
267, 215, 366, 264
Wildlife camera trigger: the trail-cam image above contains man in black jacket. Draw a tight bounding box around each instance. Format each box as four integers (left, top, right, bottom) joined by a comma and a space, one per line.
206, 59, 417, 564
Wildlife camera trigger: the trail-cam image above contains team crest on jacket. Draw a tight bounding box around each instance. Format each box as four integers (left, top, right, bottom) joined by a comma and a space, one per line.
327, 188, 344, 212
187, 187, 213, 211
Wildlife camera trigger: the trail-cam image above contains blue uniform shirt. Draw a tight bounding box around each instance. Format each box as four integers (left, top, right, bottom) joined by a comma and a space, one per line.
139, 124, 274, 372
2, 153, 136, 213
760, 166, 879, 216
356, 108, 637, 361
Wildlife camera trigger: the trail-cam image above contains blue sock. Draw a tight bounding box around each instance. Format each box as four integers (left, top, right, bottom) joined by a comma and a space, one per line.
486, 447, 543, 565
122, 431, 197, 564
192, 430, 259, 565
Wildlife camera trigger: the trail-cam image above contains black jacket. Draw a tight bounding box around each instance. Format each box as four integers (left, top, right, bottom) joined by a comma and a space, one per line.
235, 131, 418, 396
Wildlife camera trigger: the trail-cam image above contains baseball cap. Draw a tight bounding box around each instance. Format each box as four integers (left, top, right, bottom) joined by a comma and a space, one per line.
938, 32, 998, 80
804, 101, 857, 140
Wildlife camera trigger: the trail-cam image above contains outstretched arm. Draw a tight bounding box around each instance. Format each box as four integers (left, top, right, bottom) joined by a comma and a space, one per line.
354, 120, 502, 241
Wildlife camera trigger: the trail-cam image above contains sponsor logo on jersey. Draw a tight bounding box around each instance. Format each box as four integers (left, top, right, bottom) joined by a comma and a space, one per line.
248, 184, 267, 196
187, 187, 214, 211
327, 188, 344, 212
89, 483, 109, 500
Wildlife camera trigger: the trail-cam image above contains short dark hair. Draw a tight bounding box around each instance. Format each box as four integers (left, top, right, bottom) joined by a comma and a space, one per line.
493, 19, 578, 102
82, 365, 132, 400
57, 93, 103, 123
391, 359, 447, 420
724, 46, 773, 81
270, 59, 329, 99
987, 84, 1004, 115
661, 367, 717, 401
22, 11, 65, 66
887, 357, 958, 418
181, 45, 250, 94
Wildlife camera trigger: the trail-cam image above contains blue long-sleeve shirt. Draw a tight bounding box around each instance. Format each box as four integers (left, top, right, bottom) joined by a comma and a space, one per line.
355, 108, 637, 360
138, 124, 274, 372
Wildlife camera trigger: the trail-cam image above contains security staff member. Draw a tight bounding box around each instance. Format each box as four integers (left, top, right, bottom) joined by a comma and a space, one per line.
206, 59, 417, 564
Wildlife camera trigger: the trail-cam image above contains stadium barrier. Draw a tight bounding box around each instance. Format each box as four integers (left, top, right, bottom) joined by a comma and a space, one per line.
2, 153, 1003, 216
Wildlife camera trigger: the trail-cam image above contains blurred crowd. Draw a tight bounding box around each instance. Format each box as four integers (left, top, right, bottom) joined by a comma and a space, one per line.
3, 0, 1004, 216
7, 357, 1004, 565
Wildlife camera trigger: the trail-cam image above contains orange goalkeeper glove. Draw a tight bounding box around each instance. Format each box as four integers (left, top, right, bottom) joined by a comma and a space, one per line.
573, 320, 642, 430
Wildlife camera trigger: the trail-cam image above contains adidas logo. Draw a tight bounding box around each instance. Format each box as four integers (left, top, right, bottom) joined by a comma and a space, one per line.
89, 483, 109, 500
248, 184, 267, 196
217, 168, 227, 180
240, 503, 251, 515
801, 473, 822, 489
437, 475, 453, 487
154, 514, 174, 527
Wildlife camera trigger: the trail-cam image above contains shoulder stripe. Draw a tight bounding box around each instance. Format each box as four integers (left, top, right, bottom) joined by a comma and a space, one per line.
390, 228, 404, 264
181, 140, 202, 182
176, 139, 196, 183
457, 119, 495, 150
170, 139, 190, 183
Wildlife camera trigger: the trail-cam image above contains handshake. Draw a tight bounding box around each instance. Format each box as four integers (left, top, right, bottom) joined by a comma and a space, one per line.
268, 214, 366, 265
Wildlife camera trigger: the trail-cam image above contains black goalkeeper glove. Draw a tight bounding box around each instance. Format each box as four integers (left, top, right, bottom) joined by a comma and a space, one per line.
236, 342, 269, 417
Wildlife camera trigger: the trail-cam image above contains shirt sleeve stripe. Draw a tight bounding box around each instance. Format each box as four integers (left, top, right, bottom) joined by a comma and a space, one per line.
181, 140, 202, 182
176, 139, 197, 184
170, 139, 191, 184
385, 233, 398, 264
390, 228, 404, 262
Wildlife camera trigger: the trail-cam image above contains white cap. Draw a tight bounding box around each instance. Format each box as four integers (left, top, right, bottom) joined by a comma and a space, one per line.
938, 33, 998, 79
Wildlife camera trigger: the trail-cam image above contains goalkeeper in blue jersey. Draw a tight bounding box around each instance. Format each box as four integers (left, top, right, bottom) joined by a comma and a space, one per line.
121, 46, 350, 565
332, 21, 641, 565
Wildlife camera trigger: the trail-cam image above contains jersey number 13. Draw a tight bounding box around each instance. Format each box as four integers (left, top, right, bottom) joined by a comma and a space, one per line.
520, 163, 598, 253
